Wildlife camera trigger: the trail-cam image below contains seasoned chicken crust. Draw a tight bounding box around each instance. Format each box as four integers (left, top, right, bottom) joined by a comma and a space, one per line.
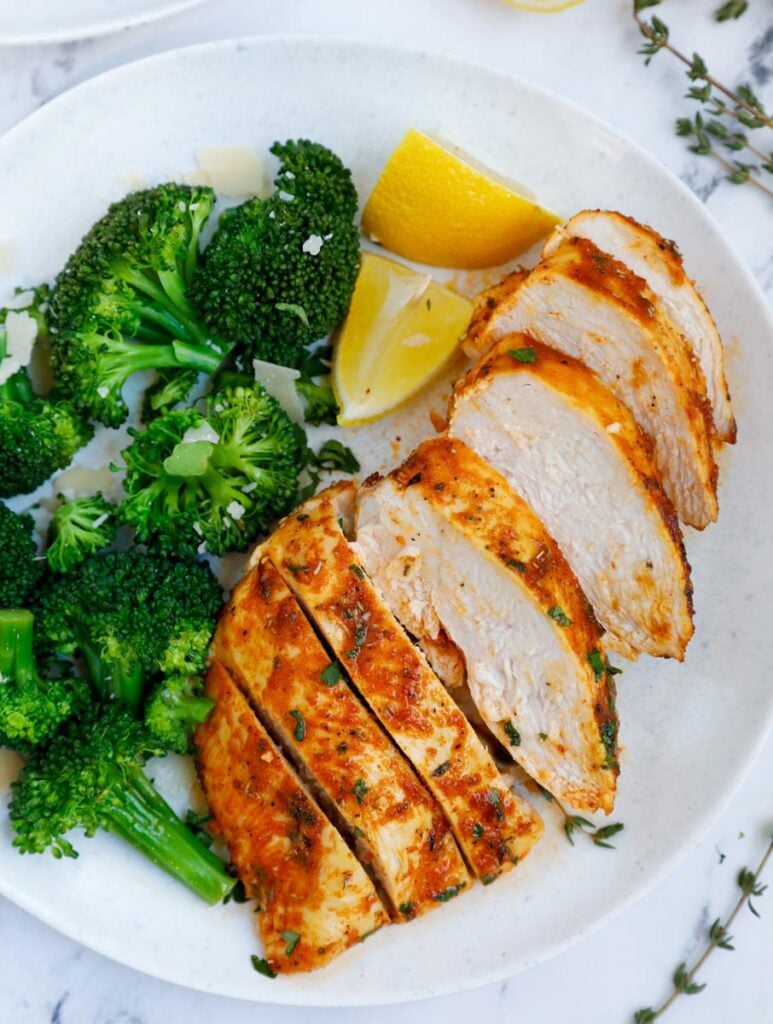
195, 661, 388, 974
259, 483, 543, 881
213, 556, 469, 920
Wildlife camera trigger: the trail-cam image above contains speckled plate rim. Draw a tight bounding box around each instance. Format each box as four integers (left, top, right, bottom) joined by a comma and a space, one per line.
0, 0, 206, 46
0, 35, 771, 1006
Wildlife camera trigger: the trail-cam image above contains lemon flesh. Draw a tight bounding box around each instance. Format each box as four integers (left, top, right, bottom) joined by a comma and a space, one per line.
333, 253, 472, 426
361, 129, 561, 269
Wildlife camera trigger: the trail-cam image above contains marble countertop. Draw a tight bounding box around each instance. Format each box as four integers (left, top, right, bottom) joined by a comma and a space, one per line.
1, 1, 771, 1021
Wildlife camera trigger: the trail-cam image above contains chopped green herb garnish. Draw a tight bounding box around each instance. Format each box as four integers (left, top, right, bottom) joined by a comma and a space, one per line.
353, 826, 365, 839
434, 885, 462, 902
289, 709, 306, 742
482, 874, 498, 885
538, 732, 548, 742
548, 606, 572, 627
508, 346, 537, 364
587, 649, 605, 679
472, 822, 484, 839
251, 955, 276, 978
281, 930, 301, 956
487, 789, 504, 821
399, 901, 415, 916
286, 563, 309, 576
506, 558, 526, 573
502, 719, 521, 747
353, 778, 368, 804
349, 563, 365, 580
432, 760, 451, 777
320, 662, 342, 686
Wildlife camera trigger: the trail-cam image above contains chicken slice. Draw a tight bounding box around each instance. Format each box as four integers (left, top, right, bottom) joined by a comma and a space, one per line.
195, 660, 388, 974
545, 210, 735, 442
477, 235, 718, 528
213, 556, 468, 921
259, 483, 543, 882
462, 269, 529, 360
355, 438, 619, 815
449, 338, 694, 660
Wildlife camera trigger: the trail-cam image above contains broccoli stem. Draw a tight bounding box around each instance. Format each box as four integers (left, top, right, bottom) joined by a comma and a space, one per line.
0, 610, 36, 686
101, 762, 234, 904
77, 638, 146, 711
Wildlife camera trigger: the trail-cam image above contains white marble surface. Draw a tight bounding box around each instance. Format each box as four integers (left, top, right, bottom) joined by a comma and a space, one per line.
0, 1, 771, 1021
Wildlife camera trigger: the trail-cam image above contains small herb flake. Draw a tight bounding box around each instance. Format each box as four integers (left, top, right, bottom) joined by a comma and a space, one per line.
432, 760, 451, 777
506, 558, 526, 573
487, 789, 505, 821
399, 901, 415, 916
482, 873, 498, 886
320, 662, 342, 686
502, 719, 521, 747
349, 563, 365, 580
281, 930, 301, 956
289, 709, 306, 742
587, 649, 605, 679
472, 822, 484, 839
548, 605, 572, 627
508, 346, 537, 364
353, 778, 369, 804
251, 955, 276, 979
538, 732, 548, 742
434, 885, 462, 903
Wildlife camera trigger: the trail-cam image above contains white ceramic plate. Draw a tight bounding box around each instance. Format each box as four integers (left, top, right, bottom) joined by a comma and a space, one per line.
0, 0, 205, 45
0, 37, 772, 1007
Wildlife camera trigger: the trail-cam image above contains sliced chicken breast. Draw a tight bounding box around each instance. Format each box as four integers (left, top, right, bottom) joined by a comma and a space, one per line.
478, 235, 718, 528
449, 338, 694, 660
546, 210, 735, 442
259, 483, 543, 882
355, 438, 619, 815
213, 556, 468, 921
462, 269, 529, 360
195, 661, 388, 974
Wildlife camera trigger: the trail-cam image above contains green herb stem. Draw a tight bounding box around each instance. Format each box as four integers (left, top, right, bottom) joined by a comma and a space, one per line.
634, 834, 773, 1022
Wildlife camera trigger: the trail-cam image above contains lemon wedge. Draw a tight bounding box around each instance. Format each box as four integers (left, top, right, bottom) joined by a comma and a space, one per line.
503, 0, 583, 10
361, 129, 561, 269
333, 253, 472, 426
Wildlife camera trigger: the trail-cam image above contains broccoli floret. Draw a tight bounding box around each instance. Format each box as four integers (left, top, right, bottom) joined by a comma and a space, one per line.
9, 699, 233, 903
46, 494, 117, 574
119, 380, 304, 557
0, 504, 42, 608
141, 366, 199, 421
0, 289, 93, 498
38, 550, 222, 713
192, 139, 360, 368
144, 673, 214, 755
50, 184, 231, 427
0, 609, 88, 751
295, 345, 338, 425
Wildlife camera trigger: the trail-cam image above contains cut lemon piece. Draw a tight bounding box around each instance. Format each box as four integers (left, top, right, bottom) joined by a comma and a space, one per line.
361, 129, 561, 269
502, 0, 584, 11
333, 253, 472, 426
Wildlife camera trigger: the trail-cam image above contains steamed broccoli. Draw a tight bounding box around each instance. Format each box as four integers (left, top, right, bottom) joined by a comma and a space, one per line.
0, 609, 88, 751
0, 504, 42, 608
144, 674, 214, 755
46, 494, 117, 574
1, 290, 93, 498
295, 345, 338, 425
9, 699, 234, 903
192, 139, 360, 368
50, 184, 231, 427
119, 379, 304, 557
38, 550, 222, 713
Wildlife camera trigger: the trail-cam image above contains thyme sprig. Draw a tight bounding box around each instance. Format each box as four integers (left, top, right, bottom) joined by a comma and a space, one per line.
632, 0, 773, 198
536, 784, 625, 849
633, 832, 773, 1022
